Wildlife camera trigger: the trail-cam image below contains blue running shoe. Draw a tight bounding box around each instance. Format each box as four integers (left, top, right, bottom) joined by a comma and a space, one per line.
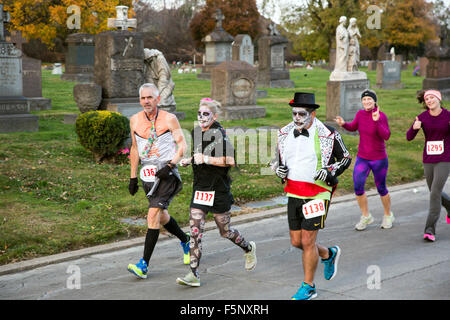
181, 233, 190, 265
291, 282, 317, 300
127, 258, 148, 279
322, 245, 341, 280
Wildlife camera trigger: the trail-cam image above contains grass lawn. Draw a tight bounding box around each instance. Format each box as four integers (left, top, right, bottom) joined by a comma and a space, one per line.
0, 65, 445, 265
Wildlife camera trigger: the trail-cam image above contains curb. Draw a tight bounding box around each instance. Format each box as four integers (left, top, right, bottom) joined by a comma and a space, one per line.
0, 179, 427, 276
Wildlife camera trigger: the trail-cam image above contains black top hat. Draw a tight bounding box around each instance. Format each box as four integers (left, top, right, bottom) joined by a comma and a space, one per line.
289, 92, 320, 109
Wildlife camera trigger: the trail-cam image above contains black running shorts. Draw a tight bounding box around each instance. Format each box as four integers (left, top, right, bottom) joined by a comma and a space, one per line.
287, 197, 331, 231
142, 174, 179, 209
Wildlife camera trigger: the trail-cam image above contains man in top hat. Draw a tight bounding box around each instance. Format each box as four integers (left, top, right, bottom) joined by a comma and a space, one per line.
272, 92, 352, 300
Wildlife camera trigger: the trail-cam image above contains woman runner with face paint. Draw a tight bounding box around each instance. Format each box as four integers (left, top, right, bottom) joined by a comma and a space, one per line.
335, 89, 394, 231
406, 89, 450, 242
175, 98, 257, 287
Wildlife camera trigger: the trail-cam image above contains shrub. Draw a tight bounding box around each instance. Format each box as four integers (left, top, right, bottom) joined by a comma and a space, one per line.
75, 110, 130, 162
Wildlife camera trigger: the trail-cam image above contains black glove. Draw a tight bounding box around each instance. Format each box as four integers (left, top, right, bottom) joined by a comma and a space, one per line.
155, 164, 174, 180
128, 177, 139, 196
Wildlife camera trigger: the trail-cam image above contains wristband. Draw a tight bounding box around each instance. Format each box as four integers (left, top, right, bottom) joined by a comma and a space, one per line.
204, 156, 209, 164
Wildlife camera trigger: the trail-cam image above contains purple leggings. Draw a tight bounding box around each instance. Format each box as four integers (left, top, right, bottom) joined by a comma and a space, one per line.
353, 156, 389, 196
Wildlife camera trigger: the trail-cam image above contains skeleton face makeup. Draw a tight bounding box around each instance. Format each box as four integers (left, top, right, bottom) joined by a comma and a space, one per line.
197, 107, 214, 128
292, 107, 312, 130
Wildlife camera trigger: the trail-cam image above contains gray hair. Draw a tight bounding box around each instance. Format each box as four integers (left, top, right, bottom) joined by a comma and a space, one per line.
199, 98, 222, 115
139, 83, 159, 98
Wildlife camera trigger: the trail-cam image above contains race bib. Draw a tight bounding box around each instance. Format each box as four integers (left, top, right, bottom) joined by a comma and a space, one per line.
140, 165, 157, 182
426, 141, 444, 155
302, 199, 326, 219
193, 190, 215, 206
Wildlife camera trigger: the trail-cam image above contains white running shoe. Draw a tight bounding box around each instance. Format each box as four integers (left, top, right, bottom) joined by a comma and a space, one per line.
381, 212, 395, 229
355, 213, 374, 231
244, 241, 257, 271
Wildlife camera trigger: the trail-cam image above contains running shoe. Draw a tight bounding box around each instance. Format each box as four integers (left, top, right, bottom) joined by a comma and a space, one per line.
176, 271, 200, 287
355, 213, 374, 231
321, 245, 341, 280
127, 258, 148, 279
244, 241, 257, 271
180, 233, 190, 265
381, 212, 395, 229
442, 194, 450, 224
424, 233, 436, 242
291, 282, 317, 300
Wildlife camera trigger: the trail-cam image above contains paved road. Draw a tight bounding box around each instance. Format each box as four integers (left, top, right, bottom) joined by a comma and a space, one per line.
1, 181, 449, 302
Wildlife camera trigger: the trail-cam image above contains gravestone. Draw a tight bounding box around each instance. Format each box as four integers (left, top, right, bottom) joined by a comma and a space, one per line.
6, 30, 51, 111
197, 9, 234, 80
325, 79, 369, 133
419, 57, 429, 76
422, 46, 450, 101
211, 61, 265, 120
94, 6, 144, 118
61, 33, 95, 82
257, 23, 294, 88
0, 5, 38, 133
232, 34, 254, 65
373, 60, 404, 89
368, 60, 377, 71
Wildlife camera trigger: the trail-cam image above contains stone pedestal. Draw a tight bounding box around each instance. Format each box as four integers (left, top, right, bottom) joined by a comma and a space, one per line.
257, 34, 294, 88
211, 61, 265, 120
61, 33, 95, 82
0, 41, 38, 133
326, 79, 369, 133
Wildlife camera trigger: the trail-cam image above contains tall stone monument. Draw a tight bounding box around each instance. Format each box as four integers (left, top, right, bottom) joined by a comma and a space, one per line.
326, 16, 369, 130
423, 44, 450, 101
232, 34, 254, 65
211, 61, 265, 120
197, 9, 234, 80
61, 33, 95, 82
257, 23, 294, 88
0, 6, 38, 133
94, 5, 144, 118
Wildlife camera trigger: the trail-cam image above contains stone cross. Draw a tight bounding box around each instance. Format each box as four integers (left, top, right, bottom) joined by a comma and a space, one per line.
268, 23, 280, 36
107, 5, 137, 30
123, 37, 133, 56
214, 9, 224, 29
0, 4, 11, 42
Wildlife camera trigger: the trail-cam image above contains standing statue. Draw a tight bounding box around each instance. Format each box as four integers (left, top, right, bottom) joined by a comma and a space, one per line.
347, 18, 361, 72
143, 48, 176, 111
334, 16, 349, 73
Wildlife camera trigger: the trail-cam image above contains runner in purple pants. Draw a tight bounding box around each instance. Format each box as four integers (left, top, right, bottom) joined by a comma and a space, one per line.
335, 89, 394, 230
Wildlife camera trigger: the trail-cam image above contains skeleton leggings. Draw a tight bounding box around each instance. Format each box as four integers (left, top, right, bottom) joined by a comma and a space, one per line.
189, 207, 251, 277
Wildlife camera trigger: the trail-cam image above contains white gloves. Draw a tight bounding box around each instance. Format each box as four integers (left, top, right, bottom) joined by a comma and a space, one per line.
276, 165, 288, 179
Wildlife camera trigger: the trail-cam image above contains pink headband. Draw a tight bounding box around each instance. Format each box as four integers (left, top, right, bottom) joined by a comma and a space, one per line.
424, 90, 442, 101
200, 98, 213, 102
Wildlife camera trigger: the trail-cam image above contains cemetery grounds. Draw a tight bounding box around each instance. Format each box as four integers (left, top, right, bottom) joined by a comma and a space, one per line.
0, 66, 444, 265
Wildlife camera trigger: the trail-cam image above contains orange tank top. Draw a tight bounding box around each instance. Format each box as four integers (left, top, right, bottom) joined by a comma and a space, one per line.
134, 109, 170, 139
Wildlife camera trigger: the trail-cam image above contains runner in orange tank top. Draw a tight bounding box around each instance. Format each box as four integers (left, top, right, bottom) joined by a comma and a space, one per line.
127, 83, 191, 279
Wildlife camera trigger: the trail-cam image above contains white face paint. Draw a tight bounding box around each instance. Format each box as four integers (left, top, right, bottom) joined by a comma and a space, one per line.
197, 107, 214, 128
292, 107, 312, 130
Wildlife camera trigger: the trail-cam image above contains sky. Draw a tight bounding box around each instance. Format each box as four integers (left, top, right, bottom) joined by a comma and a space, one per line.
146, 0, 450, 25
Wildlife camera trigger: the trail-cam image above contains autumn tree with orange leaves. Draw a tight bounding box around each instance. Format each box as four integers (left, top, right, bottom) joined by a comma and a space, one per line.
189, 0, 261, 48
3, 0, 134, 48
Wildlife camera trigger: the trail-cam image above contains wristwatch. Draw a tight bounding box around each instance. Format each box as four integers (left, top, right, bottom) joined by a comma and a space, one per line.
204, 156, 209, 164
